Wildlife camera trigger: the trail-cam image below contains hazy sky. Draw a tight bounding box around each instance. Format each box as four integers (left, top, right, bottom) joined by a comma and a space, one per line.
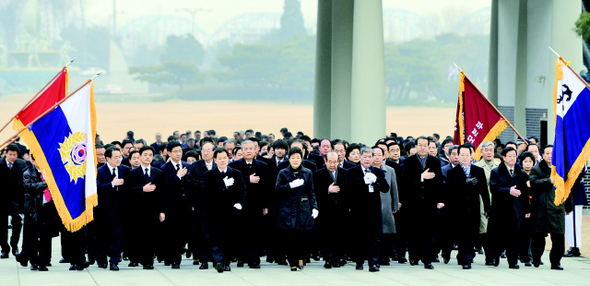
85, 0, 491, 35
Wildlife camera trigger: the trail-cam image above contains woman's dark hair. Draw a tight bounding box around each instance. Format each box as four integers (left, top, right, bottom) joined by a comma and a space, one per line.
345, 143, 361, 160
519, 151, 536, 166
288, 147, 303, 158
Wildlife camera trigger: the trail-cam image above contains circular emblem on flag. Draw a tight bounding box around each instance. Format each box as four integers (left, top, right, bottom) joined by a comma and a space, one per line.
58, 132, 88, 183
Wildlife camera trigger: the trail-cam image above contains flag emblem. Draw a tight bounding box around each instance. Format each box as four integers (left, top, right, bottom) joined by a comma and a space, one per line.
58, 131, 88, 183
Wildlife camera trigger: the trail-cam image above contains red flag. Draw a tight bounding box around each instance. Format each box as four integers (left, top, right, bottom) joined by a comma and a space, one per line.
14, 69, 68, 127
453, 71, 507, 160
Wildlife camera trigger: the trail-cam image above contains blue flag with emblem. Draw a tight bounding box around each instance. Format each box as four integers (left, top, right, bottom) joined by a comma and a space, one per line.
25, 83, 97, 231
551, 57, 590, 206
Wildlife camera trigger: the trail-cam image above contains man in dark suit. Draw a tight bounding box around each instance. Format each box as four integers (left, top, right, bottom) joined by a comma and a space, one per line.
444, 145, 490, 269
0, 144, 28, 258
159, 142, 191, 269
186, 140, 216, 269
150, 133, 163, 153
229, 139, 271, 268
346, 146, 389, 272
314, 151, 348, 269
333, 140, 356, 170
124, 146, 166, 270
401, 136, 444, 269
204, 148, 245, 273
95, 146, 130, 271
489, 147, 530, 269
120, 139, 134, 167
268, 139, 289, 169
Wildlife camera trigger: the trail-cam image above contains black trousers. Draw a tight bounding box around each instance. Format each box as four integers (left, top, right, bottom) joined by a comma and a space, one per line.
96, 218, 122, 264
490, 230, 519, 266
60, 227, 86, 265
532, 232, 564, 266
281, 229, 310, 267
26, 226, 53, 266
1, 202, 22, 252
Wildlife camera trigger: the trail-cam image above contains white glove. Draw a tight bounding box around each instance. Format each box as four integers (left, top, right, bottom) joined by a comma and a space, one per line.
233, 203, 242, 210
289, 178, 304, 189
364, 173, 377, 184
223, 176, 234, 187
312, 209, 319, 219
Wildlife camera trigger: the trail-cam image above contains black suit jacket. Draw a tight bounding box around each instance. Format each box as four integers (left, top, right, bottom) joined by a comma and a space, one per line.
124, 165, 167, 218
229, 158, 272, 215
340, 160, 356, 170
160, 160, 192, 216
401, 154, 444, 217
489, 163, 529, 234
314, 167, 348, 227
203, 167, 246, 227
345, 165, 389, 235
445, 164, 490, 234
187, 160, 216, 215
0, 157, 28, 209
96, 164, 130, 221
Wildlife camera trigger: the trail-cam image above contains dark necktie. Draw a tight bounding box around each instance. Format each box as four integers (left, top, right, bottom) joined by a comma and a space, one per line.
509, 169, 514, 177
176, 164, 180, 171
112, 167, 116, 177
144, 168, 150, 182
7, 162, 13, 170
247, 163, 252, 169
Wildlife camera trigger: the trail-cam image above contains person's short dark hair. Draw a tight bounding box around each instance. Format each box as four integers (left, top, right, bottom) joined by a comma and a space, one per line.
501, 147, 517, 157
300, 135, 312, 143
371, 145, 385, 156
433, 133, 440, 140
519, 151, 536, 165
387, 141, 399, 148
246, 129, 254, 134
104, 143, 114, 150
280, 127, 289, 134
463, 142, 475, 151
259, 140, 269, 148
200, 137, 215, 147
290, 139, 307, 157
105, 146, 121, 158
390, 132, 398, 139
111, 141, 122, 147
272, 139, 289, 151
139, 146, 155, 156
505, 141, 517, 148
311, 138, 320, 145
441, 138, 454, 147
159, 143, 168, 152
213, 147, 229, 158
127, 130, 134, 138
542, 144, 553, 154
96, 144, 105, 150
167, 135, 176, 142
122, 139, 134, 148
416, 136, 430, 145
288, 146, 303, 158
525, 144, 539, 152
218, 136, 228, 144
167, 141, 182, 152
448, 145, 460, 154
249, 137, 260, 144
128, 150, 139, 159
284, 132, 293, 138
5, 144, 20, 154
458, 144, 472, 155
494, 152, 503, 162
331, 139, 344, 150
185, 150, 200, 161
209, 129, 216, 136
233, 146, 241, 156
404, 142, 416, 152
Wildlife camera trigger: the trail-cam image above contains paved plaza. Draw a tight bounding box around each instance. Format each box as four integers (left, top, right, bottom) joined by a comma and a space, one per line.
0, 233, 589, 286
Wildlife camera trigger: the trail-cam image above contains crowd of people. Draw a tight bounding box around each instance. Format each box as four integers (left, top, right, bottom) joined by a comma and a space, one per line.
0, 127, 586, 273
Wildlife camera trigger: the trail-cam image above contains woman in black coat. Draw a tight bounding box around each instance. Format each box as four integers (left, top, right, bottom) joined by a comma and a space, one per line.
275, 147, 318, 271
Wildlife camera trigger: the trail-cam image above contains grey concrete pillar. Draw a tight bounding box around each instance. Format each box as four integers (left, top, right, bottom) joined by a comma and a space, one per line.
488, 0, 499, 105
350, 0, 386, 144
313, 0, 332, 139
330, 0, 354, 140
513, 0, 528, 138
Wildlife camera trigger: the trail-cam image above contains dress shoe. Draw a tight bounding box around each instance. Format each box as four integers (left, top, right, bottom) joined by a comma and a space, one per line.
98, 262, 107, 269
369, 265, 379, 272
324, 261, 332, 269
462, 264, 471, 270
69, 264, 79, 271
15, 253, 28, 267
277, 259, 288, 266
290, 266, 298, 271
551, 264, 564, 270
409, 259, 419, 266
0, 251, 8, 259
59, 258, 69, 263
192, 260, 199, 265
355, 263, 363, 270
564, 247, 581, 257
524, 262, 532, 267
223, 265, 231, 271
424, 263, 434, 270
237, 260, 244, 267
215, 262, 224, 273
143, 264, 154, 270
398, 257, 407, 264
533, 260, 540, 268
110, 263, 119, 271
128, 262, 139, 267
249, 263, 261, 269
30, 264, 38, 270
331, 261, 340, 268
199, 263, 209, 270
171, 262, 180, 269
312, 253, 320, 261
339, 259, 347, 266
509, 264, 519, 269
38, 265, 48, 271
